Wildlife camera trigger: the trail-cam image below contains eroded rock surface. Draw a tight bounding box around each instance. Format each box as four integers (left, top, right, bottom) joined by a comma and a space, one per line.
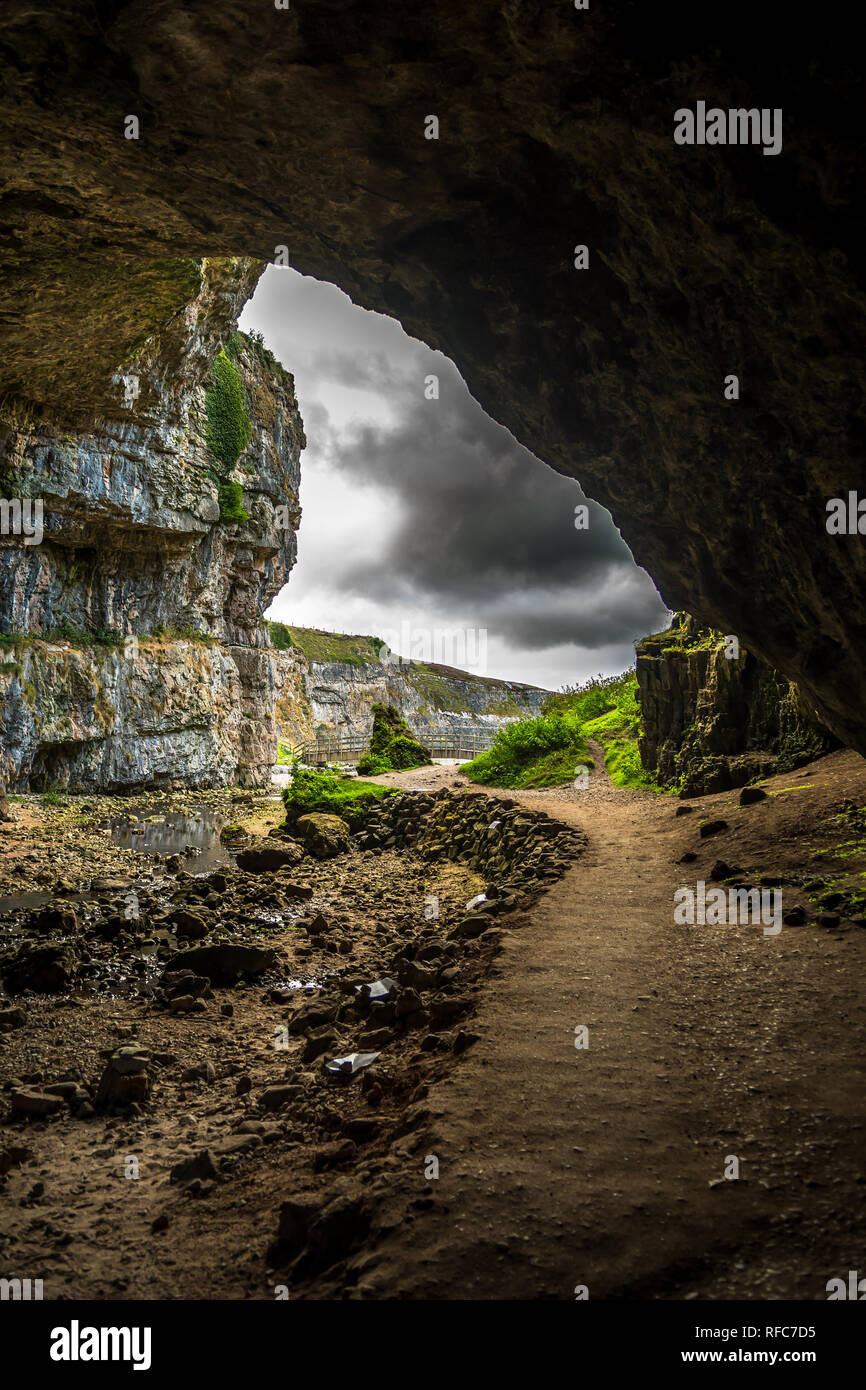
637, 615, 839, 795
274, 634, 548, 751
0, 5, 863, 752
0, 259, 303, 789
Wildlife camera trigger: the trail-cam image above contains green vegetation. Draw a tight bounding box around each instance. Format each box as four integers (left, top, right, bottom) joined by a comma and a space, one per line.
464, 670, 658, 791
579, 676, 647, 787
356, 703, 431, 775
279, 626, 386, 667
282, 766, 397, 830
205, 349, 252, 470
463, 710, 594, 789
147, 625, 217, 645
227, 328, 288, 377
218, 480, 250, 525
276, 739, 303, 766
0, 624, 124, 653
268, 621, 294, 651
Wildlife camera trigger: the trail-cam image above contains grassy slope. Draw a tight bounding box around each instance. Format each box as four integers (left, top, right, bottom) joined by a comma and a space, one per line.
464, 671, 660, 791
271, 625, 384, 667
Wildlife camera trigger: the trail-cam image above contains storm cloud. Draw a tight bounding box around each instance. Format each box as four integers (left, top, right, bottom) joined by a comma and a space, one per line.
240, 268, 669, 688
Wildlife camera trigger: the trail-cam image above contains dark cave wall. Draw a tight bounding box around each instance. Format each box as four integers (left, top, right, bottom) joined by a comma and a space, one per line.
636, 615, 840, 796
0, 2, 864, 751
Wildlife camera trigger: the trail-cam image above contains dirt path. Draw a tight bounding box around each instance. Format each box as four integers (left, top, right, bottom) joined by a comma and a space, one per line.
353, 750, 866, 1299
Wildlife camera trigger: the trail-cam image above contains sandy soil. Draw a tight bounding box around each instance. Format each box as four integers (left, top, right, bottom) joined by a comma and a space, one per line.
350, 747, 866, 1299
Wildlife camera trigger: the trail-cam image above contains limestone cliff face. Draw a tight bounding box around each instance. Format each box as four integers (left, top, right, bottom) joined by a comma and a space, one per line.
0, 259, 304, 790
1, 5, 864, 757
274, 640, 547, 751
636, 616, 839, 796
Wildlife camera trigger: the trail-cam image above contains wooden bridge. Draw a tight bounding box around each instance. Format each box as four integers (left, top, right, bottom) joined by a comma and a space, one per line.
297, 727, 499, 766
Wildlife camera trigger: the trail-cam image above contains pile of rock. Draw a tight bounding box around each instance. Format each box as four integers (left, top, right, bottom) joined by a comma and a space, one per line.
356, 789, 583, 890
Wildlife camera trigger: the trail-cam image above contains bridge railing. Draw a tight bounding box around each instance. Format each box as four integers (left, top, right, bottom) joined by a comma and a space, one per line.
298, 728, 499, 766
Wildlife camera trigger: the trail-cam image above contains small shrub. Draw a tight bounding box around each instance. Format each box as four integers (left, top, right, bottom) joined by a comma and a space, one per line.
356, 753, 391, 776
282, 767, 396, 830
218, 481, 250, 525
205, 349, 252, 470
362, 703, 431, 772
268, 622, 294, 651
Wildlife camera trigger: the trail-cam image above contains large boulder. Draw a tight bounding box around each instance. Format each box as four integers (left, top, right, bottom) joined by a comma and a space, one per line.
164, 943, 278, 985
236, 843, 304, 872
295, 814, 351, 860
1, 943, 78, 993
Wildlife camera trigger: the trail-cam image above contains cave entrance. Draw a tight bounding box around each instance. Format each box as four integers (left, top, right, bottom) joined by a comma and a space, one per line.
239, 265, 669, 698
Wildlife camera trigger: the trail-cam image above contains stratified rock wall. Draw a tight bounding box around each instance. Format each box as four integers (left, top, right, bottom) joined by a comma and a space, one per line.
0, 5, 864, 754
274, 646, 547, 751
636, 615, 839, 795
0, 260, 304, 790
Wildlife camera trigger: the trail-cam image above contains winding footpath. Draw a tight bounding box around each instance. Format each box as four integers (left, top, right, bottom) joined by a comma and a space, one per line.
356, 749, 866, 1299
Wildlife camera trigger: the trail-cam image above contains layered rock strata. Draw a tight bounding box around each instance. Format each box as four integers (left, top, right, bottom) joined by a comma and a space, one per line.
636, 615, 839, 796
0, 259, 304, 790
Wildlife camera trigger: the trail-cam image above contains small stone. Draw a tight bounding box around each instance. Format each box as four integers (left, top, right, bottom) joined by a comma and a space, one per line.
358, 1027, 395, 1050
10, 1089, 65, 1118
181, 1061, 216, 1084
739, 786, 768, 806
170, 1149, 218, 1185
448, 915, 489, 941
699, 819, 729, 838
313, 1139, 357, 1171
302, 1029, 338, 1063
236, 845, 303, 873
215, 1133, 262, 1156
259, 1084, 303, 1112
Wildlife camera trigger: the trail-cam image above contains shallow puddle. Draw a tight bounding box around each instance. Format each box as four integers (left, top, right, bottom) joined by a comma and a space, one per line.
107, 808, 230, 874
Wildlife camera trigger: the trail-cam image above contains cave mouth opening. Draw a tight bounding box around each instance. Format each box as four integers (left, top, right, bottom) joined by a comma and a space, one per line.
239, 265, 670, 697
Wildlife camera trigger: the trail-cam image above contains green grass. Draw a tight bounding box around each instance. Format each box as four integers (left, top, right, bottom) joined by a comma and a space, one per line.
268, 621, 294, 652
282, 767, 397, 829
278, 626, 385, 667
578, 677, 654, 788
464, 671, 657, 791
463, 709, 593, 789
0, 624, 124, 652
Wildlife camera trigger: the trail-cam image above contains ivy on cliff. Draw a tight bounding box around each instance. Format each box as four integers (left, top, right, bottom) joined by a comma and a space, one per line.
204, 346, 252, 523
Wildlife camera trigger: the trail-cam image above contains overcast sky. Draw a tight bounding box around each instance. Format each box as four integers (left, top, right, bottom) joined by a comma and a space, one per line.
240, 267, 669, 692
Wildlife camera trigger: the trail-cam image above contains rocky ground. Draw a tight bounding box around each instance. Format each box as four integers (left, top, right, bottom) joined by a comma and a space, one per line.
0, 780, 569, 1297
1, 748, 865, 1299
